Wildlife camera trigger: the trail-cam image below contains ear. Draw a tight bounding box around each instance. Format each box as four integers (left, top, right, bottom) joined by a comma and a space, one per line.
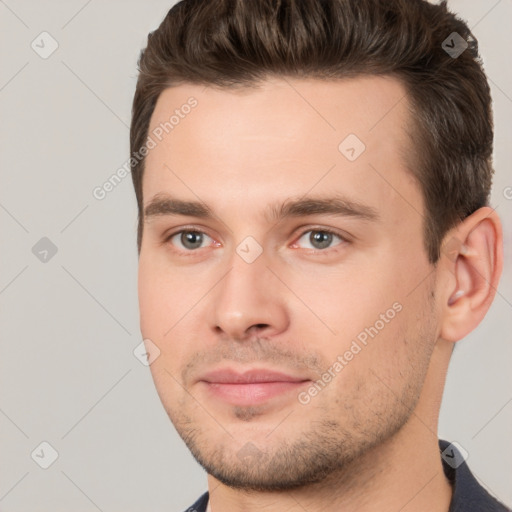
439, 207, 503, 342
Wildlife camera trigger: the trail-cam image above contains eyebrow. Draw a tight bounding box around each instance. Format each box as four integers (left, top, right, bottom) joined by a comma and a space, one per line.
143, 193, 379, 224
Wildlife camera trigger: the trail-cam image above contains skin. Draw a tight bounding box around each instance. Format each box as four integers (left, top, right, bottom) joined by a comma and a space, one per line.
137, 76, 502, 511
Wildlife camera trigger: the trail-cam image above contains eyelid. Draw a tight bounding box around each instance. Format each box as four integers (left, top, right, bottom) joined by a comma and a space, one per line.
164, 225, 217, 249
290, 226, 350, 252
163, 224, 351, 253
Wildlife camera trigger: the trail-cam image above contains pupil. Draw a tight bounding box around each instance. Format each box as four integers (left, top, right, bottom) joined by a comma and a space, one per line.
311, 231, 332, 249
183, 231, 202, 249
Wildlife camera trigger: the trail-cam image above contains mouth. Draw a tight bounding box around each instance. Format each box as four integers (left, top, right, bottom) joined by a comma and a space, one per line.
197, 369, 311, 407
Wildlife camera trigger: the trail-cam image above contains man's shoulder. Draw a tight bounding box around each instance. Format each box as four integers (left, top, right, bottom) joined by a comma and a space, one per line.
182, 491, 209, 512
439, 439, 511, 512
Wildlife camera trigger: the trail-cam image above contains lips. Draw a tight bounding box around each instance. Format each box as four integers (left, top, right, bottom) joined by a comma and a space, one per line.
197, 369, 310, 406
200, 369, 308, 384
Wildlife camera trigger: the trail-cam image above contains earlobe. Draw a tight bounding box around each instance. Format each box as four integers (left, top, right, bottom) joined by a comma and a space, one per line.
439, 207, 503, 343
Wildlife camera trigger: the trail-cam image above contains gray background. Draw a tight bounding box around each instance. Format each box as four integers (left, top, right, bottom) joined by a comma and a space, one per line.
0, 1, 511, 511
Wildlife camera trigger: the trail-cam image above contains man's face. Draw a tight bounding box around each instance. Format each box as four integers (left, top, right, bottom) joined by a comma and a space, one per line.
138, 76, 441, 490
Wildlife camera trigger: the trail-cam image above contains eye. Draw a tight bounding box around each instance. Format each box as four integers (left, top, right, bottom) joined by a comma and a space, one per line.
167, 229, 215, 251
293, 228, 347, 251
164, 227, 348, 254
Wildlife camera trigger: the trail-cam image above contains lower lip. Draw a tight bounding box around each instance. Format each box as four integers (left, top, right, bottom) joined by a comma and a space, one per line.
201, 381, 309, 406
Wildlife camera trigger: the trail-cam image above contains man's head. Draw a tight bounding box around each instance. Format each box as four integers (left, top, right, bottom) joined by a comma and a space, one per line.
131, 0, 502, 495
131, 0, 494, 263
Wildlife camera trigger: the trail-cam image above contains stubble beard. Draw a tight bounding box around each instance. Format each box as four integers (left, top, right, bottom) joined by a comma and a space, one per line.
164, 294, 436, 492
168, 373, 424, 492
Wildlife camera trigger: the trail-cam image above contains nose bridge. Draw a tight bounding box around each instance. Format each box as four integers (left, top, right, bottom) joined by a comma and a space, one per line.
212, 242, 287, 339
219, 245, 270, 313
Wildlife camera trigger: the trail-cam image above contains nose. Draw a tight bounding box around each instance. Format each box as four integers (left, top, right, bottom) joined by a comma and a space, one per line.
212, 249, 289, 341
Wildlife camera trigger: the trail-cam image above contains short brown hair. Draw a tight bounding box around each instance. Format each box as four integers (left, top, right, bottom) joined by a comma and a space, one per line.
130, 0, 493, 263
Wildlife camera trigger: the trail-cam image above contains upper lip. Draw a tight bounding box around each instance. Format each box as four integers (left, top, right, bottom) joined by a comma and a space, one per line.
198, 369, 310, 384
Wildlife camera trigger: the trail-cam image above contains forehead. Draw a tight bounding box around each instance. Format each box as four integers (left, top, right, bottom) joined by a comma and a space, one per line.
147, 75, 412, 151
142, 76, 419, 224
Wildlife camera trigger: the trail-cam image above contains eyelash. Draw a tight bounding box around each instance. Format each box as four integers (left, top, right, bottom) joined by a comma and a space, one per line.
163, 226, 349, 256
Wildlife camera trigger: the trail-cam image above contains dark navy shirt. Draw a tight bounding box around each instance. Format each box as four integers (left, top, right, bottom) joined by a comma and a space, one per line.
184, 439, 510, 511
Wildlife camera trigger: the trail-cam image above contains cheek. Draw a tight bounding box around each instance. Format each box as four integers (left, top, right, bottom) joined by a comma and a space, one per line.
138, 260, 164, 337
306, 262, 421, 375
138, 254, 188, 328
138, 257, 202, 372
306, 268, 395, 340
